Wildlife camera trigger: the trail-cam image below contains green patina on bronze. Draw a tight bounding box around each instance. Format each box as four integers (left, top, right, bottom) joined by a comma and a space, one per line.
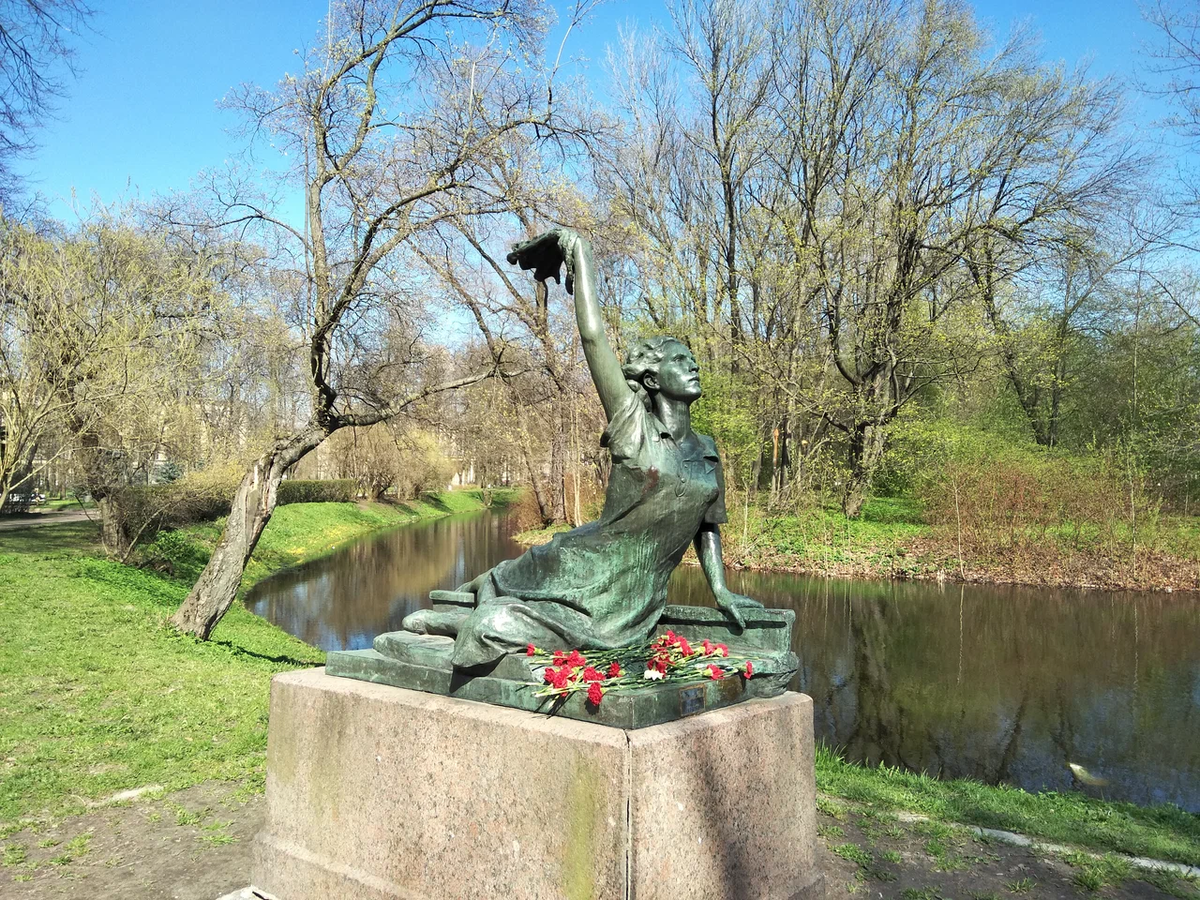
327, 228, 799, 723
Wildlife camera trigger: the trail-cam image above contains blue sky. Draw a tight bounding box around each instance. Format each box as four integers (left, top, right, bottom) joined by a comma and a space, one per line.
19, 0, 1166, 221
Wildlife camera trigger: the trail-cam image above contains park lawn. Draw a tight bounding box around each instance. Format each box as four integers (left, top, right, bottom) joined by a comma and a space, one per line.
0, 493, 510, 830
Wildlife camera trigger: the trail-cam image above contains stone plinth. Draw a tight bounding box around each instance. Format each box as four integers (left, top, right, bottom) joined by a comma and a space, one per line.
252, 668, 824, 900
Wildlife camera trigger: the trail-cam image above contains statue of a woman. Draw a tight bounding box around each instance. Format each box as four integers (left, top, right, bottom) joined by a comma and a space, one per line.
402, 228, 763, 668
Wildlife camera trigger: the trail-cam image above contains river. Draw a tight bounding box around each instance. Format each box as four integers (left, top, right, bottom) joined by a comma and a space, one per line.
245, 508, 1200, 811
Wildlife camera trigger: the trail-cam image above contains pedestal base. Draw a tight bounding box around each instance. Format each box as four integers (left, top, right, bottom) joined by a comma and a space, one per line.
253, 668, 824, 900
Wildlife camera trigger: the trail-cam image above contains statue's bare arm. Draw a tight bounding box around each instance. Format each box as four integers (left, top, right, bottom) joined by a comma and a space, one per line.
507, 229, 630, 420
694, 524, 764, 630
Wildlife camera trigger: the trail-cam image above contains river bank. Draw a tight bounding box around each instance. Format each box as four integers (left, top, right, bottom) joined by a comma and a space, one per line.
518, 496, 1200, 593
1, 497, 1197, 895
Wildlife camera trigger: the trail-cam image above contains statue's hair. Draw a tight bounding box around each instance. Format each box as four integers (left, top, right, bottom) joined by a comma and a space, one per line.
622, 336, 689, 410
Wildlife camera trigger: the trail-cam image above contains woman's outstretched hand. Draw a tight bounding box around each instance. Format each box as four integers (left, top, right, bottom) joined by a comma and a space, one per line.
715, 589, 765, 630
507, 228, 581, 294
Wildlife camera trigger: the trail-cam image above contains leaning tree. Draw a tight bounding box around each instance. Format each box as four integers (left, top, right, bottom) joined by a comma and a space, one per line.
169, 0, 577, 639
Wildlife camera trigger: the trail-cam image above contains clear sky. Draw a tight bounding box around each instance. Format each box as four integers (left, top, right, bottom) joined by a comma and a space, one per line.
18, 0, 1167, 222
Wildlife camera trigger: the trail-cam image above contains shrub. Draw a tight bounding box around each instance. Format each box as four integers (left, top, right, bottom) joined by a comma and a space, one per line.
898, 421, 1159, 559
119, 474, 356, 550
118, 473, 239, 538
276, 479, 356, 504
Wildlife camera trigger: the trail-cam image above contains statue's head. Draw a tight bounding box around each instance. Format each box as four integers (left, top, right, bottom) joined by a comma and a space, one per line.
622, 336, 701, 408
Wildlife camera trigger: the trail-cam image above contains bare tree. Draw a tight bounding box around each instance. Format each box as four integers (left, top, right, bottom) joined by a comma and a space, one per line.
167, 0, 570, 639
0, 0, 92, 208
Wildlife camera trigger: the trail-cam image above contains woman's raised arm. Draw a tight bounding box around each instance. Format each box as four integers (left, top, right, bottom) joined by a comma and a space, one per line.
508, 229, 630, 420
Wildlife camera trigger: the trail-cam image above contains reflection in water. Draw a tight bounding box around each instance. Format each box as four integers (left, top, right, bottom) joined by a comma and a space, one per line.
247, 511, 1200, 811
246, 511, 522, 652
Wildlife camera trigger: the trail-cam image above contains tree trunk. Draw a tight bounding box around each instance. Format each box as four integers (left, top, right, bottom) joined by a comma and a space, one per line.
549, 397, 567, 524
842, 423, 887, 519
97, 494, 131, 557
170, 426, 325, 639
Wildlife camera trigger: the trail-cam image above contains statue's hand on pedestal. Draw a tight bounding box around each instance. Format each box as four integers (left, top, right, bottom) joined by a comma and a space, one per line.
507, 228, 581, 294
715, 589, 765, 630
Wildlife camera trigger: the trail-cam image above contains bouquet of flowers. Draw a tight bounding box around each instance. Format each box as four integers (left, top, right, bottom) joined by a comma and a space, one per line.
526, 630, 757, 708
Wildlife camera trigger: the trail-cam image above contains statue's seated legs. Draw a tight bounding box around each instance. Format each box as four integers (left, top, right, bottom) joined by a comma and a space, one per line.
400, 571, 501, 637
406, 574, 610, 670
400, 607, 470, 637
449, 598, 580, 668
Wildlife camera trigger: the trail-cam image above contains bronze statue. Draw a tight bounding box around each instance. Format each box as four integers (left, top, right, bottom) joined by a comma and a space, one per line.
402, 228, 763, 668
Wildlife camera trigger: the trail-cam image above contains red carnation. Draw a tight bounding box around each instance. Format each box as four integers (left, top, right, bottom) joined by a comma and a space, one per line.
526, 644, 537, 657
678, 637, 693, 656
549, 666, 572, 689
606, 661, 621, 678
587, 682, 604, 706
552, 650, 566, 667
665, 629, 677, 643
543, 667, 555, 684
744, 661, 754, 678
708, 664, 723, 680
566, 649, 586, 668
582, 666, 604, 683
716, 643, 729, 658
702, 639, 714, 656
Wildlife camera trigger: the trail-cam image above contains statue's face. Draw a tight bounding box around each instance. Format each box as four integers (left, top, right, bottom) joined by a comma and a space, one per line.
645, 342, 701, 403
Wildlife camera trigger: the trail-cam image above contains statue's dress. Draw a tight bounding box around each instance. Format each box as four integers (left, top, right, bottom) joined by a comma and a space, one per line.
449, 391, 727, 667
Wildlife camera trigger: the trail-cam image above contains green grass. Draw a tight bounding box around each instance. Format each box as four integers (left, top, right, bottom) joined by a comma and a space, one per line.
0, 492, 510, 828
145, 488, 517, 590
711, 495, 936, 577
1064, 851, 1132, 892
832, 842, 873, 868
817, 746, 1200, 867
40, 498, 93, 512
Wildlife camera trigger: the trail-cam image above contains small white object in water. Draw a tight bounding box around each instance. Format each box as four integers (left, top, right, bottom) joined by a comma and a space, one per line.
1068, 762, 1109, 786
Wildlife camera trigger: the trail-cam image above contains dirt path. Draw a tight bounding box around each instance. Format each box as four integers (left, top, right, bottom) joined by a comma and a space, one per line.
1, 785, 1194, 899
1, 783, 258, 900
0, 510, 93, 532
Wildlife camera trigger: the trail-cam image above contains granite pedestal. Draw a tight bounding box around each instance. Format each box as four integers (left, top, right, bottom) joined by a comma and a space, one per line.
252, 668, 824, 900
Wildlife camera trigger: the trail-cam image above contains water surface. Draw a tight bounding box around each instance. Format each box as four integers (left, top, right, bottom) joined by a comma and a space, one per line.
246, 510, 1200, 811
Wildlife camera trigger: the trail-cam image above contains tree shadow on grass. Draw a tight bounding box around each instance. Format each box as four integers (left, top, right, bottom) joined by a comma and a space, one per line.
212, 640, 323, 668
416, 492, 452, 513
0, 521, 101, 555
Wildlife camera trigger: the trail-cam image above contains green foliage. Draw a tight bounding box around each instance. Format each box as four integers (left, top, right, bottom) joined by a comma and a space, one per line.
394, 432, 456, 500
119, 478, 236, 536
890, 419, 1160, 556
720, 495, 928, 576
691, 371, 761, 491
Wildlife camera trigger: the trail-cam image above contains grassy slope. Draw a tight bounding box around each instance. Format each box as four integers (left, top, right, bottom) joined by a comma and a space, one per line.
519, 495, 1200, 590
0, 492, 504, 828
817, 748, 1200, 867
